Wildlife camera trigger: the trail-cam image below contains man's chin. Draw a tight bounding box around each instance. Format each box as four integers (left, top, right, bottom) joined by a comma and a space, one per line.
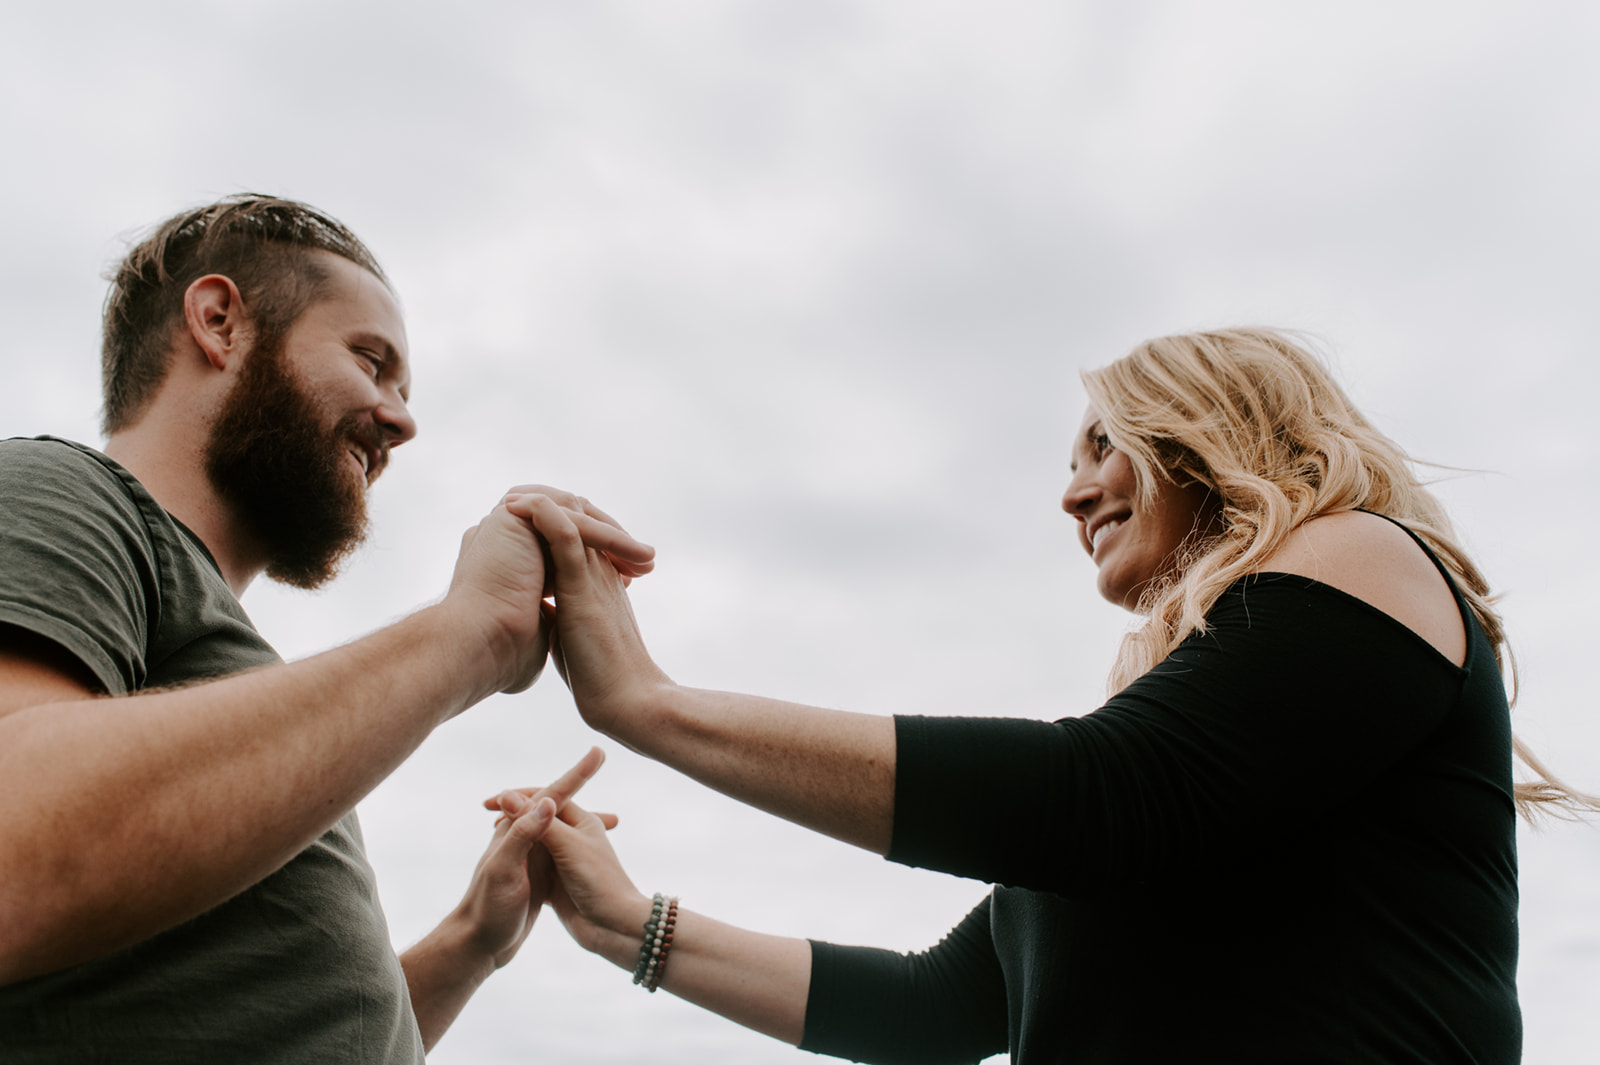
264, 530, 367, 590
255, 475, 371, 590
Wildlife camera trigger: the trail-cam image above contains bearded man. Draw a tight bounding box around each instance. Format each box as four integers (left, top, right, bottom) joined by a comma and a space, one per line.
0, 195, 653, 1062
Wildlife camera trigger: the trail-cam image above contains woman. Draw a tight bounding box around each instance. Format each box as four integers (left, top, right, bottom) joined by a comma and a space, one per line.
495, 328, 1589, 1064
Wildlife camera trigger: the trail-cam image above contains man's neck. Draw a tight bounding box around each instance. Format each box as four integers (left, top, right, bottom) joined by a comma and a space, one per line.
103, 426, 265, 598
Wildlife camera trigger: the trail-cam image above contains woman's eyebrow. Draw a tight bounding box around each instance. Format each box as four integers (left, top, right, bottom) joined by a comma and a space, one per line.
1069, 421, 1105, 473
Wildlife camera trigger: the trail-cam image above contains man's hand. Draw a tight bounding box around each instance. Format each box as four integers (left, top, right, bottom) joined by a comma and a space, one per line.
443, 500, 554, 696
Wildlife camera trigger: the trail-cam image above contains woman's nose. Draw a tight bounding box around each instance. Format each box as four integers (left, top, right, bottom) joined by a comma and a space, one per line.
1061, 474, 1099, 517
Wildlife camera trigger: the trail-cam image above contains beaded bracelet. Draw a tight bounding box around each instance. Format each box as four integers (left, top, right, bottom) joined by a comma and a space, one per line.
643, 897, 678, 993
631, 894, 666, 986
632, 892, 679, 993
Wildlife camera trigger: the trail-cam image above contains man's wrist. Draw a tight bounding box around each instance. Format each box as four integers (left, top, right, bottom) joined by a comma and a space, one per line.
400, 910, 501, 1053
414, 598, 528, 709
415, 907, 500, 984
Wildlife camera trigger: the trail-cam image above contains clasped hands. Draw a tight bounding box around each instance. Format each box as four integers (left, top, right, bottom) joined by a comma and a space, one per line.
444, 744, 644, 974
503, 487, 674, 733
444, 484, 664, 709
445, 487, 667, 969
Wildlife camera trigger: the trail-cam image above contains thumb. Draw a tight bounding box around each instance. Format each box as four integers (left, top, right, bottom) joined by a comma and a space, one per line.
537, 813, 584, 864
499, 794, 557, 853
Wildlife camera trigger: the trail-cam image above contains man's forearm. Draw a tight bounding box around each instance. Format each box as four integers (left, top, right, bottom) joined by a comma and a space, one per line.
401, 913, 497, 1052
0, 600, 501, 985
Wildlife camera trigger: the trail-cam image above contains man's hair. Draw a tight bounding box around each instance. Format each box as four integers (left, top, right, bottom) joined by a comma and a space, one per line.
100, 194, 389, 434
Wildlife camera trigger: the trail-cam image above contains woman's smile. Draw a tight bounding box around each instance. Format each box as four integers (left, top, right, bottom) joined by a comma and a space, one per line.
1063, 406, 1219, 610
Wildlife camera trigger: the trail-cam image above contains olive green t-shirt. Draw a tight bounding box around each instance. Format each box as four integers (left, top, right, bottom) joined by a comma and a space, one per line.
0, 437, 423, 1064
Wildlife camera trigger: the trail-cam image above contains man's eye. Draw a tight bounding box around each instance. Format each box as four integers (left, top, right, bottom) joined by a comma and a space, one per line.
356, 351, 382, 377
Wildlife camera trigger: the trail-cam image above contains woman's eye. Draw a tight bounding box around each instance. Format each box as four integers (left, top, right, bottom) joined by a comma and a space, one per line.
1092, 433, 1112, 458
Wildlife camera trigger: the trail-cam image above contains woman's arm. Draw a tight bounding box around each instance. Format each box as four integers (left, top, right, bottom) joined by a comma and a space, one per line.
617, 686, 896, 853
503, 792, 1008, 1064
511, 493, 895, 854
514, 493, 1480, 898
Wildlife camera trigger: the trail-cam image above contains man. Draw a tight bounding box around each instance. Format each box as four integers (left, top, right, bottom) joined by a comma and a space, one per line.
0, 195, 653, 1061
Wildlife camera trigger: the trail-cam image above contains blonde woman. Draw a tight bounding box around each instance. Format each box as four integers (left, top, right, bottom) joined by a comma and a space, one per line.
495, 328, 1585, 1064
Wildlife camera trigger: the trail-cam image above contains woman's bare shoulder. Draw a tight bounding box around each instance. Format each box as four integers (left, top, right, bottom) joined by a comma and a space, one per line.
1254, 511, 1466, 666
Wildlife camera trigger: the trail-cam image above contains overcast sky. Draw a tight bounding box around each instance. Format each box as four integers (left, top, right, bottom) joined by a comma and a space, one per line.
4, 2, 1599, 1062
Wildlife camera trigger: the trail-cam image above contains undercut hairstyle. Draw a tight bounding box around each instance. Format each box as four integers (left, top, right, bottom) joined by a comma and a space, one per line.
1084, 326, 1596, 821
100, 194, 389, 434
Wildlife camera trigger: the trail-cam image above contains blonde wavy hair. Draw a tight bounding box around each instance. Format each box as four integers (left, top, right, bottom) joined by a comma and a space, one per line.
1083, 326, 1591, 822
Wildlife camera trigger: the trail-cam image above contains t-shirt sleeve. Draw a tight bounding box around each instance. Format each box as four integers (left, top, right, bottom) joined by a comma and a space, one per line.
890, 575, 1466, 896
0, 440, 159, 694
801, 895, 1007, 1065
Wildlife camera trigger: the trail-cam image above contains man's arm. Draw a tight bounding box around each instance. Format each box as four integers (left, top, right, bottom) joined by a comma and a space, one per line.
0, 497, 651, 987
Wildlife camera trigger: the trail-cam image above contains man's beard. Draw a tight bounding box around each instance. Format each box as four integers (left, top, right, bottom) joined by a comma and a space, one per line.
204, 336, 385, 589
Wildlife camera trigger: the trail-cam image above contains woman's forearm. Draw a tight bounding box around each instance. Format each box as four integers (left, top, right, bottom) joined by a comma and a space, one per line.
587, 893, 813, 1045
608, 685, 896, 854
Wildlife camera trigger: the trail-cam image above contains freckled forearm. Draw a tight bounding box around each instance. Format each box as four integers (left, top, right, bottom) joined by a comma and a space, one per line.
607, 685, 896, 854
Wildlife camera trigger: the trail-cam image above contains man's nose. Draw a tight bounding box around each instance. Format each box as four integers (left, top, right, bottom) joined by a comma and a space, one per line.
377, 394, 417, 447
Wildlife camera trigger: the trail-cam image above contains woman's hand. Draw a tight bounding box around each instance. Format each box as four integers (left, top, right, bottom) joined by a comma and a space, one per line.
505, 492, 673, 735
514, 795, 815, 1046
503, 485, 657, 587
495, 792, 653, 965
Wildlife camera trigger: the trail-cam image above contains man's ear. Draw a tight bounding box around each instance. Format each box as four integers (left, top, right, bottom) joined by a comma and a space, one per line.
183, 274, 250, 371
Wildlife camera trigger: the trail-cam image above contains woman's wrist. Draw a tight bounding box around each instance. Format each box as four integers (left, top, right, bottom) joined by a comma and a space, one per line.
585, 675, 679, 745
631, 894, 679, 992
583, 891, 657, 969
